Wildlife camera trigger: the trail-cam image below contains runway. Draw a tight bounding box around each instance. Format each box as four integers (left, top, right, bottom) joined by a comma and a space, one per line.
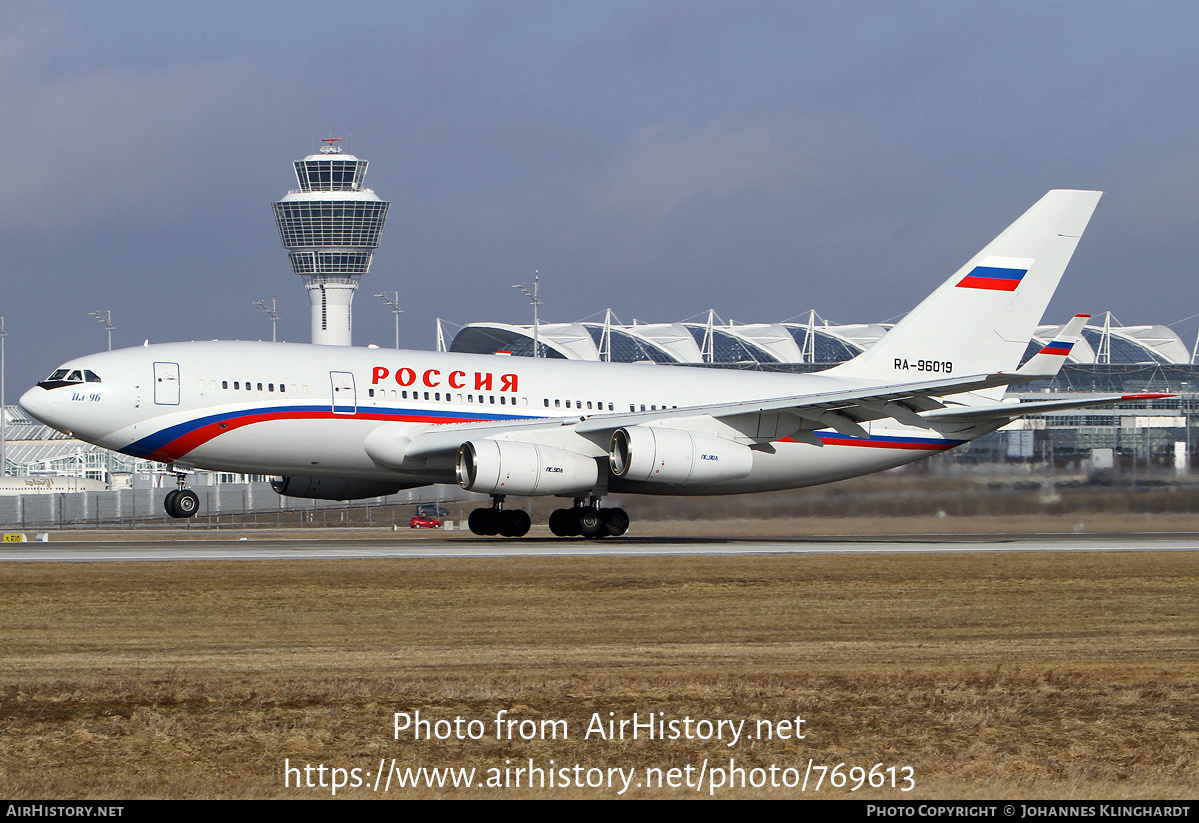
3, 532, 1199, 562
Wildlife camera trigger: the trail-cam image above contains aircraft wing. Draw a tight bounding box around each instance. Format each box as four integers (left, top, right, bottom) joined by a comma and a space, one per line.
388, 371, 1033, 464
574, 371, 1026, 434
921, 393, 1174, 424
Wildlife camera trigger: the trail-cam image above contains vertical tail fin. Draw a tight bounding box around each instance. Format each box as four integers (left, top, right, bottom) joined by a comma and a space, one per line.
828, 190, 1102, 398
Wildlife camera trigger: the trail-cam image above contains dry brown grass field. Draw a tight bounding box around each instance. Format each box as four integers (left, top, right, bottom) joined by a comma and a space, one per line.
1, 544, 1197, 799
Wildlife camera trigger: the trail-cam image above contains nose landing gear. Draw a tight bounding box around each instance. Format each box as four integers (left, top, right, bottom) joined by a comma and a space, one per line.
164, 465, 200, 519
164, 488, 200, 519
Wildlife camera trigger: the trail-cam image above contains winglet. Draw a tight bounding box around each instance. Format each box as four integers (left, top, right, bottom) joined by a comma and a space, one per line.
1016, 313, 1090, 377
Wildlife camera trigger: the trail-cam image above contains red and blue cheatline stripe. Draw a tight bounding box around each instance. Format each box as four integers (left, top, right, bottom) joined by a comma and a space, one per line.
956, 265, 1028, 292
121, 404, 536, 463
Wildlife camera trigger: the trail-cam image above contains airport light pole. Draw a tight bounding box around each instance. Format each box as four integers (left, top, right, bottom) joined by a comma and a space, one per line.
375, 292, 403, 349
90, 310, 114, 351
88, 310, 116, 486
254, 297, 280, 343
512, 271, 541, 357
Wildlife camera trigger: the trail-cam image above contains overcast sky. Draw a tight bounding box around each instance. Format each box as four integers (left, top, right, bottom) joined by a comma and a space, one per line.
4, 1, 1199, 390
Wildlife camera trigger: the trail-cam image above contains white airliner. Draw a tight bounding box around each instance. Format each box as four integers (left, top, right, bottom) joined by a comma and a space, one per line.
19, 190, 1165, 537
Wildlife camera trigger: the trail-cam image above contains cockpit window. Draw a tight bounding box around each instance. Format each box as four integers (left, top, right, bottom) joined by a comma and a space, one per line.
38, 367, 100, 389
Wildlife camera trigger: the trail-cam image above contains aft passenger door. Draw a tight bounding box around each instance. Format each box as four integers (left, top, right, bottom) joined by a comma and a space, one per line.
153, 362, 180, 405
330, 371, 357, 415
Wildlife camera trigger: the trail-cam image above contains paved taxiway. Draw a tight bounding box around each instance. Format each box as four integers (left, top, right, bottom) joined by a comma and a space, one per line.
2, 533, 1198, 562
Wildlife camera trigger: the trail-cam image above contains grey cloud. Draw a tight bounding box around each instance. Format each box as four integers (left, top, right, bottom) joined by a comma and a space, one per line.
0, 9, 254, 238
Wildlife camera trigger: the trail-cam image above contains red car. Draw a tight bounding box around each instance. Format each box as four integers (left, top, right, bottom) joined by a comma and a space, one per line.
409, 515, 442, 529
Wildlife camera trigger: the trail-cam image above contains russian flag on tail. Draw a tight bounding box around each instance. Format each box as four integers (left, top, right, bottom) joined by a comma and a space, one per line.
1038, 341, 1075, 356
956, 256, 1036, 291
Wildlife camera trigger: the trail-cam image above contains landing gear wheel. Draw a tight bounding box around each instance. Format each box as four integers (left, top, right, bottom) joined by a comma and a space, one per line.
576, 507, 603, 538
468, 507, 501, 536
499, 509, 531, 538
600, 507, 629, 537
548, 508, 577, 537
175, 489, 199, 517
164, 488, 199, 519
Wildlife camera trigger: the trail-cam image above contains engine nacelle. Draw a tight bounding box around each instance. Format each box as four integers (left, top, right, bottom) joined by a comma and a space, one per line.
456, 440, 599, 496
271, 476, 409, 501
609, 426, 754, 485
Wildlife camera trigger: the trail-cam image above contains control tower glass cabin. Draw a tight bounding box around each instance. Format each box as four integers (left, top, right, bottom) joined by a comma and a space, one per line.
272, 139, 390, 345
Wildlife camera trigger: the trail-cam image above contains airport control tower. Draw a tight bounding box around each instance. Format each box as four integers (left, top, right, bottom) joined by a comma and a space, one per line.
272, 139, 390, 346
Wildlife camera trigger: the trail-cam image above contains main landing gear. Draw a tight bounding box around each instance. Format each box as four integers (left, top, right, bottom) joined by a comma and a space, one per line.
548, 499, 629, 538
164, 468, 200, 519
466, 496, 630, 538
468, 496, 531, 537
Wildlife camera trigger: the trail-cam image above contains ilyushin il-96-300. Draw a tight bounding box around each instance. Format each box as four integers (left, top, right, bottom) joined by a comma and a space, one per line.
22, 190, 1162, 537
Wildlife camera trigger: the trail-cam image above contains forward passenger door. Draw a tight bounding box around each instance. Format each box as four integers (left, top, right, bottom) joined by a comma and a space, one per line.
330, 371, 357, 415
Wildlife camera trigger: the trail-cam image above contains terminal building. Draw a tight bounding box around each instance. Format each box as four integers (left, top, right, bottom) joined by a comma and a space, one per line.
449, 312, 1191, 372
449, 311, 1199, 469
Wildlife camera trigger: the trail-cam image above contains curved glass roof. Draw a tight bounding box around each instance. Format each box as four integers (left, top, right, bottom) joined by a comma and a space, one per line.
449, 326, 567, 359
683, 325, 780, 363
784, 326, 863, 363
1081, 329, 1171, 365
447, 319, 1188, 368
582, 325, 679, 363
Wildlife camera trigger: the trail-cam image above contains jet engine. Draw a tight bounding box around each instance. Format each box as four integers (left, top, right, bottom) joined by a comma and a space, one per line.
609, 426, 754, 485
271, 476, 410, 501
456, 440, 599, 496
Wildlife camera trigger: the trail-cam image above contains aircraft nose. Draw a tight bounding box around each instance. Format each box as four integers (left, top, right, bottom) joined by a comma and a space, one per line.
19, 385, 57, 428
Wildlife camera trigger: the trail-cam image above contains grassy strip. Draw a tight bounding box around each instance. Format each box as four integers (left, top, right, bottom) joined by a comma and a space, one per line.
1, 552, 1196, 798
